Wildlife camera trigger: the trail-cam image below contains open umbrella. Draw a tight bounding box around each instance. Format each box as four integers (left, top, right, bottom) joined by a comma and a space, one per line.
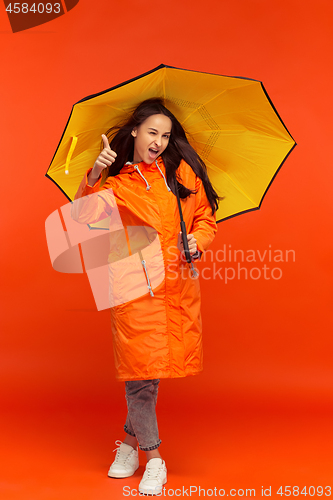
46, 64, 296, 223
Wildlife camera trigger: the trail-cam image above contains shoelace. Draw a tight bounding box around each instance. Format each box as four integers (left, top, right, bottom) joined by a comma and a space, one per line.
112, 440, 132, 465
144, 462, 164, 479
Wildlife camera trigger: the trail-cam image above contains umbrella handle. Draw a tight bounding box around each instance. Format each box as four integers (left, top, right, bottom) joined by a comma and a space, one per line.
175, 180, 192, 264
180, 221, 192, 264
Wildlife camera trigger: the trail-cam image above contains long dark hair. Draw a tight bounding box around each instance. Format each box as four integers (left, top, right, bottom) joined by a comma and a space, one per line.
103, 98, 221, 214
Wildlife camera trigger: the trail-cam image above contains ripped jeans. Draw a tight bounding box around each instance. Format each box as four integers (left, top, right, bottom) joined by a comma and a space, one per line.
123, 379, 161, 451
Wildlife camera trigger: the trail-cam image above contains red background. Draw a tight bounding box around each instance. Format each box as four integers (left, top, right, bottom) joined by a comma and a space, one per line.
1, 1, 333, 498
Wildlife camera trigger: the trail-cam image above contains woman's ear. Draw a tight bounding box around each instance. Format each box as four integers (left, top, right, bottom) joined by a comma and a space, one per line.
131, 128, 137, 138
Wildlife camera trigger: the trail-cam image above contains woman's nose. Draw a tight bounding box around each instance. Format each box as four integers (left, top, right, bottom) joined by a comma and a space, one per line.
154, 136, 162, 147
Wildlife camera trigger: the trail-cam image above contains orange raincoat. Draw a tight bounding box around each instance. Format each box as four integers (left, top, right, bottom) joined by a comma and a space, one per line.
74, 156, 217, 381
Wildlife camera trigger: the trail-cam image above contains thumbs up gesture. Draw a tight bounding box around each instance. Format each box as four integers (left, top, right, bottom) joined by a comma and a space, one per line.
92, 134, 117, 175
88, 134, 117, 186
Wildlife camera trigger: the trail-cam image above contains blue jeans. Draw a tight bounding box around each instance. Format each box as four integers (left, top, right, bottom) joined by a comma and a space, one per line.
123, 379, 162, 451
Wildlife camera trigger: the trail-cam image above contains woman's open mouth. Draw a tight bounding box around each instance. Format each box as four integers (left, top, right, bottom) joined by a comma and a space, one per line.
148, 148, 159, 159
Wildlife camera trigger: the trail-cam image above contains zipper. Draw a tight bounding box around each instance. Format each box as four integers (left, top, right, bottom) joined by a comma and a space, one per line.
139, 249, 154, 297
141, 259, 154, 297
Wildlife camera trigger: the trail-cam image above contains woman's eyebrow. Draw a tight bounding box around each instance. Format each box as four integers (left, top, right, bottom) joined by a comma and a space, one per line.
148, 128, 171, 134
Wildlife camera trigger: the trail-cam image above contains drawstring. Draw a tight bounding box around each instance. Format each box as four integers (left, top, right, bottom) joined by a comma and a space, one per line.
155, 160, 171, 191
142, 260, 154, 297
133, 161, 171, 192
134, 165, 151, 190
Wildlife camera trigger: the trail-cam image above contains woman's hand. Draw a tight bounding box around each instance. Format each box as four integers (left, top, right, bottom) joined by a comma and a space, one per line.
177, 232, 197, 255
88, 134, 117, 186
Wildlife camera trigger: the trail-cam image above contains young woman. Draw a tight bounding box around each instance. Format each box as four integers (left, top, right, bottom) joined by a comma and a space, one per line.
73, 98, 219, 495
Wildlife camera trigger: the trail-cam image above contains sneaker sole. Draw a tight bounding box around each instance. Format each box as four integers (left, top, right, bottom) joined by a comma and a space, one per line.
138, 477, 167, 495
108, 464, 139, 478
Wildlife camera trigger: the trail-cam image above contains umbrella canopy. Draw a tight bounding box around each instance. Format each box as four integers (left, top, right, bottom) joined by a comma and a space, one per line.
46, 64, 296, 222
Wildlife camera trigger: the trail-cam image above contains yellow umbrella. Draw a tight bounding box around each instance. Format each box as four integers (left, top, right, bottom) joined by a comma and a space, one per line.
46, 64, 296, 222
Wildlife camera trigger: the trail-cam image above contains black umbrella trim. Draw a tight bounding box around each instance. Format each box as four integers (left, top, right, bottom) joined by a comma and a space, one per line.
75, 64, 265, 104
215, 80, 297, 223
45, 171, 74, 202
45, 100, 77, 202
217, 141, 297, 224
259, 82, 296, 143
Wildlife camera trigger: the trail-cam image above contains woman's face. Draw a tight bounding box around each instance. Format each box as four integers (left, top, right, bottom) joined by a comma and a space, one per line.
131, 114, 172, 164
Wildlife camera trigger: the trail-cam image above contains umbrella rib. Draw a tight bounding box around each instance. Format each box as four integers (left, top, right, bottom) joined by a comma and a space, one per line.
179, 96, 226, 128
80, 101, 126, 112
207, 144, 272, 168
180, 82, 256, 127
104, 103, 132, 113
194, 139, 293, 160
186, 107, 258, 120
192, 81, 256, 110
207, 165, 258, 206
191, 132, 294, 144
163, 69, 166, 100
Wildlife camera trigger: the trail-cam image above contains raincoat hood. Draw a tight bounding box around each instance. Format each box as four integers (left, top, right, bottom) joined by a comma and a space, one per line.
120, 155, 162, 172
119, 156, 171, 192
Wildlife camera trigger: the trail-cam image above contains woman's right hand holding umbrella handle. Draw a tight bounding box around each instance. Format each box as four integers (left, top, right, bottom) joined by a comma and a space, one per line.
87, 134, 117, 186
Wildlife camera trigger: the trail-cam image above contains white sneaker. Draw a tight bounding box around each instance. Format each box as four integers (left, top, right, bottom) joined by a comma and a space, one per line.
138, 458, 167, 495
108, 440, 139, 478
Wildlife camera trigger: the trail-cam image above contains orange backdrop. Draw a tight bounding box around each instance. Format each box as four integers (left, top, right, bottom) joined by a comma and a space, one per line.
1, 1, 333, 499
